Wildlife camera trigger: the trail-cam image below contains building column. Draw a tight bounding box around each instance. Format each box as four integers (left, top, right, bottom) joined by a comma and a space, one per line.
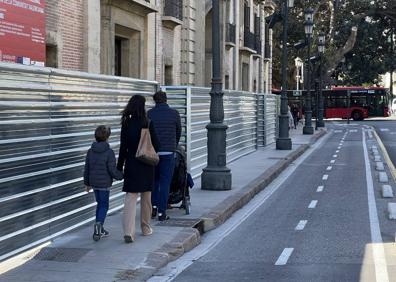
233, 0, 239, 90
85, 0, 101, 74
100, 3, 114, 75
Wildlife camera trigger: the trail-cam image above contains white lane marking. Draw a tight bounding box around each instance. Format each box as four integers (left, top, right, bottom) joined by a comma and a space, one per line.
317, 186, 324, 192
326, 166, 332, 171
330, 160, 335, 164
275, 248, 294, 265
338, 146, 341, 149
334, 130, 342, 133
322, 174, 328, 180
336, 150, 340, 153
295, 220, 308, 230
349, 129, 358, 132
380, 128, 389, 132
390, 132, 396, 135
147, 133, 332, 282
333, 155, 338, 158
308, 200, 318, 208
362, 130, 390, 282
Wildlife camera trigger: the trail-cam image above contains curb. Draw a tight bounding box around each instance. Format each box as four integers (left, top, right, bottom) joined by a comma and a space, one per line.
115, 228, 200, 281
131, 128, 327, 281
372, 128, 396, 183
201, 144, 309, 232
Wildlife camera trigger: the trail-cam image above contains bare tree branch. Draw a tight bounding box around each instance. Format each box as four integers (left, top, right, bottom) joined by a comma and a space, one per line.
324, 26, 358, 82
328, 0, 335, 44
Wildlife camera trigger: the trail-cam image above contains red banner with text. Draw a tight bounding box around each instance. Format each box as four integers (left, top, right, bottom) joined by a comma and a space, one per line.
0, 0, 46, 66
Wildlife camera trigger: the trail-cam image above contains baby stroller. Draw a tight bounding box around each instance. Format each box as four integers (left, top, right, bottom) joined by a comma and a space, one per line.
168, 146, 194, 214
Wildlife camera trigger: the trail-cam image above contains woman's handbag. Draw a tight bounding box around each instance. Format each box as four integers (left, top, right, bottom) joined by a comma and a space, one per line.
135, 120, 159, 166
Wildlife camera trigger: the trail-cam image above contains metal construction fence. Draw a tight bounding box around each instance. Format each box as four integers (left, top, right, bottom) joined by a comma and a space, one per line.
161, 86, 279, 178
0, 63, 279, 261
0, 63, 158, 261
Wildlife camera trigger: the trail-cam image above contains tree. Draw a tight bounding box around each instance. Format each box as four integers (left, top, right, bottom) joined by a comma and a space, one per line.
270, 0, 396, 89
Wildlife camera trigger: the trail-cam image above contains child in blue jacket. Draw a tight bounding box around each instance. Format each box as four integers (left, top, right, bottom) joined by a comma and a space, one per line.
84, 125, 123, 241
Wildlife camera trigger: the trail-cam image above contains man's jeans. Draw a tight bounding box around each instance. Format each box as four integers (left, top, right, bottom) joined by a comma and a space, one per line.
152, 154, 175, 214
94, 189, 110, 224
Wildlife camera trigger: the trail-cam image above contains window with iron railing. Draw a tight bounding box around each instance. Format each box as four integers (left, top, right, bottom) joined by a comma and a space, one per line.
254, 15, 261, 54
255, 37, 262, 54
244, 30, 255, 50
264, 25, 270, 58
226, 23, 236, 43
244, 2, 250, 29
163, 0, 183, 21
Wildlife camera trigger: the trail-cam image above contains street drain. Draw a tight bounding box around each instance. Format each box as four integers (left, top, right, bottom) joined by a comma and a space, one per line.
33, 247, 91, 262
156, 218, 204, 234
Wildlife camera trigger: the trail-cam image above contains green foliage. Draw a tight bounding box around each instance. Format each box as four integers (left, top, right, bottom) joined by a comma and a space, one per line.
271, 0, 395, 88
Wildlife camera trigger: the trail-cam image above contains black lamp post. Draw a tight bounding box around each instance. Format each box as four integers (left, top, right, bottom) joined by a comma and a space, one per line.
276, 0, 294, 150
303, 8, 314, 135
317, 32, 325, 128
201, 0, 232, 190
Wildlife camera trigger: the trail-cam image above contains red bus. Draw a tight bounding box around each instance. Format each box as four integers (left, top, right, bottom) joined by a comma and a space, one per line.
323, 87, 390, 120
273, 86, 390, 121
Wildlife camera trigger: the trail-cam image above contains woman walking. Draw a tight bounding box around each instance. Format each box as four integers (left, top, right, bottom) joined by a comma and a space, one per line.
117, 95, 160, 243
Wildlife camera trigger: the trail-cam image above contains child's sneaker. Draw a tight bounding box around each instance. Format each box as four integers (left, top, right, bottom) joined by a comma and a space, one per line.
93, 222, 101, 241
101, 227, 110, 237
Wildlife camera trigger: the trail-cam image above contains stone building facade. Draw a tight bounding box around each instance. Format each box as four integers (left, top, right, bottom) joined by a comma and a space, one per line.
44, 0, 275, 92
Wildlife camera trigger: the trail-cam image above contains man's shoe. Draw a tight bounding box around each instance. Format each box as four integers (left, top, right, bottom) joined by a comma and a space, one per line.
151, 206, 157, 219
101, 227, 109, 237
124, 235, 133, 243
158, 213, 169, 221
93, 223, 101, 241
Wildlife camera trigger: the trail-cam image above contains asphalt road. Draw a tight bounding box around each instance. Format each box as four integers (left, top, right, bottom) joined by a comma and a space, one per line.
151, 121, 396, 282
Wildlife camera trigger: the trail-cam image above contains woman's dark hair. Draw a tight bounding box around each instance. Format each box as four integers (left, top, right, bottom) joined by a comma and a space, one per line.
121, 95, 147, 126
95, 125, 111, 142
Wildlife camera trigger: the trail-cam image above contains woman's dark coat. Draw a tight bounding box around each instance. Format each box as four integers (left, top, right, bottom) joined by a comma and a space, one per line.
117, 118, 160, 193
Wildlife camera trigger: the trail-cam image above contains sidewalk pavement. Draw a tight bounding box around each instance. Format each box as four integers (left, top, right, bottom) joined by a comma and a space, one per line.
0, 125, 327, 282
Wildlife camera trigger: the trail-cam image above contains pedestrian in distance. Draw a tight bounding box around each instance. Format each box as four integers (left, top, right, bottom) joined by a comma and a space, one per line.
288, 105, 294, 130
291, 104, 299, 129
117, 95, 160, 243
148, 90, 182, 221
84, 125, 123, 242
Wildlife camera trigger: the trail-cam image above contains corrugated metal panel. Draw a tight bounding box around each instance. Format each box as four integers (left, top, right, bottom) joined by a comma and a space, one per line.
264, 94, 278, 146
0, 63, 158, 261
190, 87, 209, 178
188, 87, 276, 178
257, 93, 265, 146
160, 86, 189, 168
224, 90, 257, 162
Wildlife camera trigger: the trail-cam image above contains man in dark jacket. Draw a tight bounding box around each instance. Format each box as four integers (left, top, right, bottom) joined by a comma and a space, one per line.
148, 90, 181, 221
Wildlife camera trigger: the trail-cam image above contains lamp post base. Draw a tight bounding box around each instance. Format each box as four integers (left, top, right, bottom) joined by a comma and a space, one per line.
317, 120, 325, 127
201, 167, 232, 190
276, 137, 292, 150
303, 126, 314, 135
